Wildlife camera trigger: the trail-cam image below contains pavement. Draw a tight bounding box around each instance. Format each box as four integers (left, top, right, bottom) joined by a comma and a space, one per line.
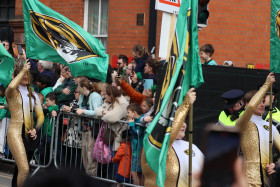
0, 161, 116, 187
0, 161, 14, 187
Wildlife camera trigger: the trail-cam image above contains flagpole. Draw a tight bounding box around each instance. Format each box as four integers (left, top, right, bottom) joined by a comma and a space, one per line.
27, 70, 34, 132
269, 86, 273, 164
188, 103, 193, 187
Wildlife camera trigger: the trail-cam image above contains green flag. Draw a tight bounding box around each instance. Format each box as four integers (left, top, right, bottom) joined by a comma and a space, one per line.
270, 0, 280, 73
0, 44, 15, 87
22, 0, 109, 82
143, 0, 204, 186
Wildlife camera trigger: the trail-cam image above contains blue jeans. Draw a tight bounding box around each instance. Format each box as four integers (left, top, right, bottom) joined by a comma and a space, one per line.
116, 173, 131, 183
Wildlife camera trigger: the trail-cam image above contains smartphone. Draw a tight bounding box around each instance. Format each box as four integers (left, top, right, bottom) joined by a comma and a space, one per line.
143, 79, 153, 90
17, 45, 23, 55
12, 43, 18, 56
201, 125, 240, 187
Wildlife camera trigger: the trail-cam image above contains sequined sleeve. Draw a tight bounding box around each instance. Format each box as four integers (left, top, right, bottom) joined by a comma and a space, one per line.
169, 94, 191, 147
34, 93, 44, 130
236, 79, 272, 132
5, 66, 28, 98
273, 130, 280, 154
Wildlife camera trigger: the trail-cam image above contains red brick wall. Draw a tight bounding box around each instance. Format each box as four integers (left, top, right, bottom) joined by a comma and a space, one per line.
197, 0, 271, 69
14, 0, 271, 69
107, 0, 150, 67
16, 0, 84, 25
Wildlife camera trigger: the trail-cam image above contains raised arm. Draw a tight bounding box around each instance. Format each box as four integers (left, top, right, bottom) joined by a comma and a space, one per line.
169, 88, 196, 146
6, 62, 30, 97
236, 73, 275, 131
119, 79, 146, 104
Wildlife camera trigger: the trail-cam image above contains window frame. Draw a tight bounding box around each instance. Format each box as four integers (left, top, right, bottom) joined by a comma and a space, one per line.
83, 0, 108, 39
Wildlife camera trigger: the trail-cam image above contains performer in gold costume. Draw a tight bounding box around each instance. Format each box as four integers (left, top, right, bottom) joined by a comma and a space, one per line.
6, 62, 44, 187
141, 88, 204, 187
236, 72, 280, 187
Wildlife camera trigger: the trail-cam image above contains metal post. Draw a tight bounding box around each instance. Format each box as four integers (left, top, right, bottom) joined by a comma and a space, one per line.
188, 103, 193, 187
269, 86, 273, 164
27, 71, 34, 130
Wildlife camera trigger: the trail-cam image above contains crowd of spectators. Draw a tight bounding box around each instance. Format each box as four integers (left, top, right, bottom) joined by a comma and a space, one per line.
0, 41, 158, 185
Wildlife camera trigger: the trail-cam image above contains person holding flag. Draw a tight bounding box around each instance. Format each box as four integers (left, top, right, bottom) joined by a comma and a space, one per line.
142, 0, 204, 186
236, 73, 280, 186
6, 61, 44, 187
142, 88, 204, 187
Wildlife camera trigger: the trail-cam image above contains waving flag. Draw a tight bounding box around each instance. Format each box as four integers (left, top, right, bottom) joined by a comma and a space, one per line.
0, 44, 15, 87
23, 0, 109, 82
143, 0, 204, 186
270, 0, 280, 73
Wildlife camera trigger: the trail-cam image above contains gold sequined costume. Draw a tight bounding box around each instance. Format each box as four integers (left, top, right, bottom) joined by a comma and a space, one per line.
236, 79, 280, 186
5, 65, 44, 187
141, 94, 192, 187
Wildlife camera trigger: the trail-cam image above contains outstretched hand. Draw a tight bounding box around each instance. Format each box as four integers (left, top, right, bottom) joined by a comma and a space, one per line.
187, 88, 196, 104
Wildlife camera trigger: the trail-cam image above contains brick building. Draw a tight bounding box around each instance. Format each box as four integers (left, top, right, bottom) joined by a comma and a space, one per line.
0, 0, 271, 69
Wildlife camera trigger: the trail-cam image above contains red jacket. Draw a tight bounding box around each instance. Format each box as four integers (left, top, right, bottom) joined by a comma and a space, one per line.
120, 80, 146, 105
112, 142, 132, 178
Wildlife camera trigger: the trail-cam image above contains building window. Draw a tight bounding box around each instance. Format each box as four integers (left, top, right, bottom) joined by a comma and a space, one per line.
0, 0, 15, 44
84, 0, 109, 49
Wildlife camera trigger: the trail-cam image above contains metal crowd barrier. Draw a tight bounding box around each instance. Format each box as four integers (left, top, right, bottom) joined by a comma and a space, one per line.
0, 112, 146, 186
0, 116, 56, 176
54, 112, 146, 186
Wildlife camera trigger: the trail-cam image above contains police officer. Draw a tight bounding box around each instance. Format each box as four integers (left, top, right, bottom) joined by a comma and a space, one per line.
218, 89, 245, 127
262, 89, 280, 132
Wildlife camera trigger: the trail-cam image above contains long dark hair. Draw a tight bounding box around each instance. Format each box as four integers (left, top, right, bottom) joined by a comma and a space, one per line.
106, 85, 121, 109
79, 79, 101, 94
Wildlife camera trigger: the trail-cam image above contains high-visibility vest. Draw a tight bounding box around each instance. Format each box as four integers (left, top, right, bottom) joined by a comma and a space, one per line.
263, 107, 280, 130
218, 110, 245, 127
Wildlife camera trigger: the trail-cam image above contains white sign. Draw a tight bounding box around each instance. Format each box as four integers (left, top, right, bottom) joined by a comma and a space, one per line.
159, 12, 177, 58
155, 0, 181, 14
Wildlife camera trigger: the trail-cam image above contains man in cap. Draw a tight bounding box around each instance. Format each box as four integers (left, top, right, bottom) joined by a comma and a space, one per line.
218, 89, 245, 126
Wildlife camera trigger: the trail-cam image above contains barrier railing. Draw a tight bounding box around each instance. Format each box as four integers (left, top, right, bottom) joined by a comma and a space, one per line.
54, 112, 146, 186
0, 112, 146, 186
0, 117, 57, 176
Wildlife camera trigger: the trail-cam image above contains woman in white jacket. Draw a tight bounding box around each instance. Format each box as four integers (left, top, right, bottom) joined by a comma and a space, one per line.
95, 85, 129, 151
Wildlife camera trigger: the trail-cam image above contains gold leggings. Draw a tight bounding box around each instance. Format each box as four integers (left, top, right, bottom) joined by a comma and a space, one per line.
7, 123, 29, 187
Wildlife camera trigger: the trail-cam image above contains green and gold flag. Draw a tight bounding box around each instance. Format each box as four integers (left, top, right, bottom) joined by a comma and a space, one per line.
0, 44, 15, 87
23, 0, 109, 81
270, 0, 280, 73
143, 0, 204, 186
